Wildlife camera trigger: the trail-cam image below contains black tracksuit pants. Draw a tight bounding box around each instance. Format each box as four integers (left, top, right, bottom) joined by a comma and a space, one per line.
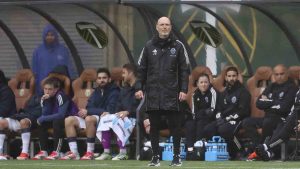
185, 119, 210, 148
38, 119, 65, 152
148, 110, 182, 156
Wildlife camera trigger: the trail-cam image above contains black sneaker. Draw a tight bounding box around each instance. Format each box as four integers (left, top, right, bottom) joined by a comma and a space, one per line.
255, 144, 270, 161
148, 155, 160, 167
169, 154, 182, 166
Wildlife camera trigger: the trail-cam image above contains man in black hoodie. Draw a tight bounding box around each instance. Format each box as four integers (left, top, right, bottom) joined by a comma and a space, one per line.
0, 70, 17, 160
135, 16, 189, 167
203, 66, 251, 159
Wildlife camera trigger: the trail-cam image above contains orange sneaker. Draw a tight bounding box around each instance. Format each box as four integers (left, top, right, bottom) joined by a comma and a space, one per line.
17, 152, 29, 160
247, 152, 258, 161
80, 152, 94, 160
59, 151, 80, 160
32, 151, 48, 160
44, 151, 60, 160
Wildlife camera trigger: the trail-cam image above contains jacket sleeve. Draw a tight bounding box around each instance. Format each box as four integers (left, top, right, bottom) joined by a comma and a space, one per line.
256, 86, 273, 110
135, 47, 148, 91
177, 42, 189, 93
87, 90, 120, 115
236, 89, 251, 119
114, 91, 123, 113
0, 88, 15, 117
38, 96, 69, 123
270, 85, 297, 115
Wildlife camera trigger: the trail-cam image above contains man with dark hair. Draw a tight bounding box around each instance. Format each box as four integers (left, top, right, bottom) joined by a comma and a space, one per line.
203, 66, 251, 159
32, 77, 78, 160
60, 68, 120, 160
0, 70, 17, 160
95, 63, 139, 160
32, 24, 75, 95
135, 16, 189, 166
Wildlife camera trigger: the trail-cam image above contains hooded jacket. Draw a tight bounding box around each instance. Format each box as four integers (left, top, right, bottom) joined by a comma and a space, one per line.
136, 34, 189, 112
0, 70, 17, 118
86, 82, 120, 116
32, 24, 74, 95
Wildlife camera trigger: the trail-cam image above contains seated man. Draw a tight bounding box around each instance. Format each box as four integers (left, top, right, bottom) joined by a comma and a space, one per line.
203, 66, 251, 159
96, 63, 140, 160
246, 65, 297, 160
11, 95, 41, 160
256, 89, 300, 161
60, 68, 120, 160
32, 77, 78, 160
0, 70, 17, 160
256, 64, 297, 145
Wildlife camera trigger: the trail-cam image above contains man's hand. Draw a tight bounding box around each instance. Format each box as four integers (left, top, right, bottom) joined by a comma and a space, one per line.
261, 95, 268, 100
135, 90, 144, 99
143, 119, 150, 134
78, 109, 88, 118
116, 111, 129, 119
101, 112, 109, 117
179, 92, 187, 102
41, 94, 50, 101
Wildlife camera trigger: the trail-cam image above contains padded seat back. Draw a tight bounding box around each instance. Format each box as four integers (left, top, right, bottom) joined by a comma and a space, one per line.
72, 69, 97, 109
8, 69, 35, 111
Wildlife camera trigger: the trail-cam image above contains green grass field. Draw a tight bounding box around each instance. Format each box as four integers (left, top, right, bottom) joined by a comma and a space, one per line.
0, 160, 300, 169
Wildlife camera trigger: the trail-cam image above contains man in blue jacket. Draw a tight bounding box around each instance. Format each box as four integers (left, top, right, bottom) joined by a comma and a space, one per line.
32, 24, 74, 95
32, 77, 78, 160
60, 68, 120, 160
0, 70, 17, 160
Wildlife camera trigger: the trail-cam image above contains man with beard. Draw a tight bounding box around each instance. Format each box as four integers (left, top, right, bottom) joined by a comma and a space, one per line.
135, 16, 189, 166
203, 66, 251, 159
60, 68, 120, 160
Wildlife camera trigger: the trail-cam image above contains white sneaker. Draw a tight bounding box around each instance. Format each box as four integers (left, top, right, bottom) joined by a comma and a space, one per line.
112, 153, 128, 160
0, 154, 7, 160
95, 152, 112, 160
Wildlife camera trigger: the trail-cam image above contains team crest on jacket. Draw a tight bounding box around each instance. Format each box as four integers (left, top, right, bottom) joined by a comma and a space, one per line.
205, 97, 209, 103
279, 92, 284, 98
152, 49, 157, 55
231, 96, 237, 103
170, 48, 176, 54
268, 93, 272, 98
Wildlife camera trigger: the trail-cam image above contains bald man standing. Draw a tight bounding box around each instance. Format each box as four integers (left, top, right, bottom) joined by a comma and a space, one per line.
256, 64, 297, 146
135, 16, 189, 167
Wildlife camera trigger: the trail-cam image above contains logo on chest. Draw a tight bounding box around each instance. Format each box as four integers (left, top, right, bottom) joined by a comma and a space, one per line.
152, 49, 157, 55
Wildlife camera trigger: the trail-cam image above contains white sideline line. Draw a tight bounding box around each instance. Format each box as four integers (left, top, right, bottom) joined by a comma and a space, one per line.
0, 163, 295, 169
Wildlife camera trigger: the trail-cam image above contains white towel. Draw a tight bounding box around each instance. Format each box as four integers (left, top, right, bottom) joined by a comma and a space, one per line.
96, 114, 136, 146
